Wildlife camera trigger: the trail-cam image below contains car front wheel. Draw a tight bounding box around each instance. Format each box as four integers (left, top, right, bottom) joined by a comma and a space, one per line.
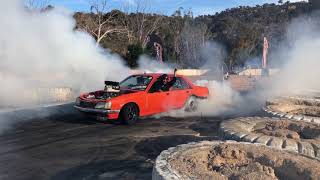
119, 103, 139, 125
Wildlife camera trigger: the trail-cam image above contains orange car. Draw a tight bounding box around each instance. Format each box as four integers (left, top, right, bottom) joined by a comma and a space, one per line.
74, 73, 209, 125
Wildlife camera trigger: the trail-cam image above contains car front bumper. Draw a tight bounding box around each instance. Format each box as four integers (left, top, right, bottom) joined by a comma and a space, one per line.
74, 106, 120, 119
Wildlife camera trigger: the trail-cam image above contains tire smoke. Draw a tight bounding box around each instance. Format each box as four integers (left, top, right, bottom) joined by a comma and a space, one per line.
271, 13, 320, 95
0, 0, 130, 107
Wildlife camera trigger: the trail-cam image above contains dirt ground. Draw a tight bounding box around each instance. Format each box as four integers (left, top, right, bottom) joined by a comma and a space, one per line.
0, 104, 229, 180
268, 98, 320, 117
255, 119, 320, 140
170, 143, 320, 180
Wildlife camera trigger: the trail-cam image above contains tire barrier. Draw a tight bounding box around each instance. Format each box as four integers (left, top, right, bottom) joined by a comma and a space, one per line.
152, 141, 213, 180
152, 140, 320, 180
264, 96, 320, 124
220, 117, 320, 159
153, 95, 320, 180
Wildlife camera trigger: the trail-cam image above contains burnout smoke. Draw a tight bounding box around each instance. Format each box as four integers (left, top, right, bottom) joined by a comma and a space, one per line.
272, 13, 320, 95
138, 55, 173, 73
196, 13, 320, 117
194, 42, 247, 116
0, 0, 130, 107
163, 42, 251, 117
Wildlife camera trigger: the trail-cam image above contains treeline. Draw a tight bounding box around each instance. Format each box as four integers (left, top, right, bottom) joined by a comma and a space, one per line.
73, 1, 312, 70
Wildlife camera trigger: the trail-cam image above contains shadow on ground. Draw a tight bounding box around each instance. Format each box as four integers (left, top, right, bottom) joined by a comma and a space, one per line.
51, 135, 220, 180
135, 135, 220, 160
51, 159, 153, 180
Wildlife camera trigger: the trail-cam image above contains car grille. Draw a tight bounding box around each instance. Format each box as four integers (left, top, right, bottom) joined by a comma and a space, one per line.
79, 101, 96, 108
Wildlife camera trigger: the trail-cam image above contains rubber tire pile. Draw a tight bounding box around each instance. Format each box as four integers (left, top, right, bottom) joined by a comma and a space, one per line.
220, 117, 320, 159
221, 95, 320, 159
152, 95, 320, 180
264, 96, 320, 124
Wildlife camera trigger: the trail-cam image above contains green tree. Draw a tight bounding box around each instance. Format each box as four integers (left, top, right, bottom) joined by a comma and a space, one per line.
126, 43, 144, 67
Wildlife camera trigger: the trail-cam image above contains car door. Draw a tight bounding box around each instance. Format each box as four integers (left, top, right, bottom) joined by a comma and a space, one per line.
167, 77, 192, 109
146, 91, 169, 114
145, 79, 169, 115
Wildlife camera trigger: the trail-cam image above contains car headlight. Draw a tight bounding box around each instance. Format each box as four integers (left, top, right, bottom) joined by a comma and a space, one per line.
105, 101, 112, 109
95, 102, 106, 109
75, 98, 81, 106
94, 102, 112, 109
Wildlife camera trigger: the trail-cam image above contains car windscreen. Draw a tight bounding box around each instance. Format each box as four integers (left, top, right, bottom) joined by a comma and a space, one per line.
120, 75, 153, 91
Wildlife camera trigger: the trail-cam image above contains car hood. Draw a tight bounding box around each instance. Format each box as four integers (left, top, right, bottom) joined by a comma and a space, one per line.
80, 89, 140, 102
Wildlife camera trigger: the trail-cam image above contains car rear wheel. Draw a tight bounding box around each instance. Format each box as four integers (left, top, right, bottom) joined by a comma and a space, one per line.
119, 103, 139, 125
184, 96, 199, 112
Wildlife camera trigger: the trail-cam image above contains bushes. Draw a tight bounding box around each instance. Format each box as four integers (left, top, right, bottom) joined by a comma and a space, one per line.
126, 43, 144, 68
74, 2, 312, 68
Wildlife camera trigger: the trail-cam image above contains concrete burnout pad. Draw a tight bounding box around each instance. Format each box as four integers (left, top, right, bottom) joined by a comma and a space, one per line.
219, 117, 320, 159
264, 96, 320, 124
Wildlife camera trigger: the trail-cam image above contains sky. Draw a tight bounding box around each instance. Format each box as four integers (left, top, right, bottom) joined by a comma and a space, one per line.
49, 0, 308, 16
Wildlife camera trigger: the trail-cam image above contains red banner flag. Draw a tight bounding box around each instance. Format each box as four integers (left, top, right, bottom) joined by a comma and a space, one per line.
154, 42, 163, 63
262, 37, 269, 69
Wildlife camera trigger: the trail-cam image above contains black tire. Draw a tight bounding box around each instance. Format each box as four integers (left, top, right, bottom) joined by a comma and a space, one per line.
184, 96, 198, 112
119, 103, 139, 125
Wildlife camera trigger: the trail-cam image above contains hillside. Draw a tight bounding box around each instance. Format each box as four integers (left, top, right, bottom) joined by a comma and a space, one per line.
74, 1, 313, 70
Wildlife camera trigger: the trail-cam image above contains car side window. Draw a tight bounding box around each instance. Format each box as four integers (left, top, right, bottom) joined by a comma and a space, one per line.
149, 80, 162, 93
149, 82, 158, 93
172, 78, 190, 90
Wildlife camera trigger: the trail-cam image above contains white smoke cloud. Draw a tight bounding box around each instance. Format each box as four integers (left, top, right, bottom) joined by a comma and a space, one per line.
191, 42, 245, 116
194, 12, 320, 117
0, 0, 131, 106
159, 41, 251, 118
271, 13, 320, 95
196, 80, 242, 115
138, 55, 173, 73
1, 0, 318, 123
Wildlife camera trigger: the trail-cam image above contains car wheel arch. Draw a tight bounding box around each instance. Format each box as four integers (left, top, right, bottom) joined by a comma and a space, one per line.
183, 95, 197, 106
184, 95, 200, 112
191, 94, 208, 100
120, 102, 140, 115
189, 94, 200, 100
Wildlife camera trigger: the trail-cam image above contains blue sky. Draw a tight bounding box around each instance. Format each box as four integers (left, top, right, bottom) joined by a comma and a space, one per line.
50, 0, 306, 16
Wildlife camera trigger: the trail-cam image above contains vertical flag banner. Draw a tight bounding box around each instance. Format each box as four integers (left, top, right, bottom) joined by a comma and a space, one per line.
154, 42, 163, 63
262, 37, 269, 69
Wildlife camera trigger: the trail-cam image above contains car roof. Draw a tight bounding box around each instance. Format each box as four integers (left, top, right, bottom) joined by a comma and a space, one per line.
131, 73, 184, 78
129, 73, 194, 87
